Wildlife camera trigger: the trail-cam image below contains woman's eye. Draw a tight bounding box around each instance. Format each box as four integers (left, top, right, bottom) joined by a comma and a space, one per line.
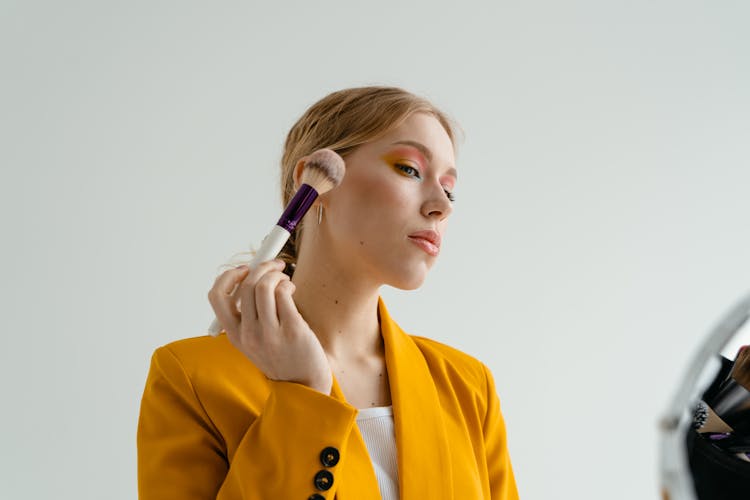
394, 162, 455, 202
395, 163, 421, 179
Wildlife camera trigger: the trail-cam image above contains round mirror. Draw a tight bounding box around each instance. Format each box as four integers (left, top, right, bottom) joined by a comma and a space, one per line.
660, 293, 750, 499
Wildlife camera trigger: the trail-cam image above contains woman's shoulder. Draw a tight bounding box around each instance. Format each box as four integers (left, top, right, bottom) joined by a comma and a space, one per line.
148, 334, 266, 389
154, 334, 241, 364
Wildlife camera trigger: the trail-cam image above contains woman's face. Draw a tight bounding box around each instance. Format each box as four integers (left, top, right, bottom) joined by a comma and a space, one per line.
320, 112, 457, 290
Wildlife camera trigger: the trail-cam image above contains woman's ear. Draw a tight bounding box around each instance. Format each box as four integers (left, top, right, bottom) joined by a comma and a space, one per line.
292, 156, 309, 190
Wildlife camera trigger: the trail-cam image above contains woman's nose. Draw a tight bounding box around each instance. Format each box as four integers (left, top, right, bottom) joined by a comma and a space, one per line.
421, 182, 453, 220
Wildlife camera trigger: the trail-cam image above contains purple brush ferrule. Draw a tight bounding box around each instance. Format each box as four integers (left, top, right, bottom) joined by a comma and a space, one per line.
707, 432, 731, 441
277, 184, 319, 232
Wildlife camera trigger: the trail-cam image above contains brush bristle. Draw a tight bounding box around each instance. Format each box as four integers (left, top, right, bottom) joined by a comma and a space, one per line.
299, 149, 345, 194
730, 346, 750, 389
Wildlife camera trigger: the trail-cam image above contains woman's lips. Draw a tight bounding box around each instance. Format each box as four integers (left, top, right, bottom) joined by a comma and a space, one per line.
408, 230, 441, 256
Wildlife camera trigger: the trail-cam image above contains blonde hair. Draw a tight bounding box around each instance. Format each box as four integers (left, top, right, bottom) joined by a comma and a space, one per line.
279, 86, 456, 272
222, 86, 457, 275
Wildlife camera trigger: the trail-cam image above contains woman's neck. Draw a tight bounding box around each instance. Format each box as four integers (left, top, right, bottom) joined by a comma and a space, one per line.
291, 246, 382, 361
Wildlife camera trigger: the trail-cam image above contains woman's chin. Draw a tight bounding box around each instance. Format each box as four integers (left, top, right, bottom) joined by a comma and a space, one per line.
388, 270, 430, 291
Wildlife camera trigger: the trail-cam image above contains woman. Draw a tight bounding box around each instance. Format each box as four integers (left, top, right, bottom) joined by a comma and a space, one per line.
138, 86, 518, 500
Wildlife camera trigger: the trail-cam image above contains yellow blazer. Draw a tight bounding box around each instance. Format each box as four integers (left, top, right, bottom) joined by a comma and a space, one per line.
138, 299, 518, 499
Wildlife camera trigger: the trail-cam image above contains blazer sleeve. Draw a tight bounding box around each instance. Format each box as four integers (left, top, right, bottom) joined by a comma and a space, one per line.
482, 363, 520, 500
137, 346, 358, 500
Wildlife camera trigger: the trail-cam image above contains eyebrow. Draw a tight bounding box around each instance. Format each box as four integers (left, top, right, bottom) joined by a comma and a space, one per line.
390, 140, 458, 179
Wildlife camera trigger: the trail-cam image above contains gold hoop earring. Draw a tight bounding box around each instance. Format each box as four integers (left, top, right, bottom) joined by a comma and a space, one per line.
317, 204, 323, 225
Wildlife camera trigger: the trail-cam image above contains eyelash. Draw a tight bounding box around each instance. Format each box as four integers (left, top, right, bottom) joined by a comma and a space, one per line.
395, 163, 455, 202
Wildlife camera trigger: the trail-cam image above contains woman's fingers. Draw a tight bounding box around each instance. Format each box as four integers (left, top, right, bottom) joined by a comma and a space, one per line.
276, 280, 300, 326
207, 259, 330, 394
252, 268, 290, 331
235, 259, 286, 328
208, 265, 251, 333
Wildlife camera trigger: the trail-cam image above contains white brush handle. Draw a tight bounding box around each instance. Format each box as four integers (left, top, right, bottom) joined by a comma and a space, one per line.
207, 224, 291, 336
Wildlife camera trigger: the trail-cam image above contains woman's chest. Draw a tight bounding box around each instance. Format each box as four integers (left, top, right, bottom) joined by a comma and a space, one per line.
330, 358, 392, 409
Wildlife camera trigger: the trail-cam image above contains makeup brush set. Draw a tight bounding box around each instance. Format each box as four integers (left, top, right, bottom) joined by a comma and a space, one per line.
660, 294, 750, 500
686, 346, 750, 498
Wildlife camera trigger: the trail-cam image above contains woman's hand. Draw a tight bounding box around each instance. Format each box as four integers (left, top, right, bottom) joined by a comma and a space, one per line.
207, 260, 333, 395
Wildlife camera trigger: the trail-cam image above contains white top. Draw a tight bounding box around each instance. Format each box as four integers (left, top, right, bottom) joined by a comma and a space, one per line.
356, 406, 399, 500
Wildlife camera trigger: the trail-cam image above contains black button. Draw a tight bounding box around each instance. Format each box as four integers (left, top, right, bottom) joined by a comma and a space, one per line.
308, 495, 325, 500
320, 446, 340, 467
313, 470, 334, 491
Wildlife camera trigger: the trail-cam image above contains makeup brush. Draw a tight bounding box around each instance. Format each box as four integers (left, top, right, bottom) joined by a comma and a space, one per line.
692, 401, 734, 434
207, 148, 345, 336
707, 346, 750, 434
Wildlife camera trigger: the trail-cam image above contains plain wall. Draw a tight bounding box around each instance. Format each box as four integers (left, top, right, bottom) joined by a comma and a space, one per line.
2, 1, 749, 498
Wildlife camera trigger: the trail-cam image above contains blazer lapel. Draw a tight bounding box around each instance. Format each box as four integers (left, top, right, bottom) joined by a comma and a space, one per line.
379, 298, 454, 499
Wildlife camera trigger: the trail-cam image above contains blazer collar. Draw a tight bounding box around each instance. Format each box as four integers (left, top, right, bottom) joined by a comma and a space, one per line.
330, 298, 454, 499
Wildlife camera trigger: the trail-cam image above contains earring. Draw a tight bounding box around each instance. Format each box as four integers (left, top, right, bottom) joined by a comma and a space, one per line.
317, 204, 323, 225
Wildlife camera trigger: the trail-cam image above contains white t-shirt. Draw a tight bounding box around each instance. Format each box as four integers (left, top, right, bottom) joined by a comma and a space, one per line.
356, 406, 399, 500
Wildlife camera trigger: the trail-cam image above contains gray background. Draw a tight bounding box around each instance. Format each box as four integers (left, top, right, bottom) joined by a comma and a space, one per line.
2, 1, 749, 498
